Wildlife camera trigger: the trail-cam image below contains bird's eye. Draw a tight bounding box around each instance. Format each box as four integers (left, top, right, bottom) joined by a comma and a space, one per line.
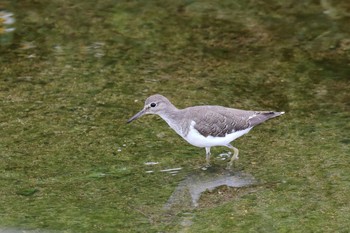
150, 103, 157, 107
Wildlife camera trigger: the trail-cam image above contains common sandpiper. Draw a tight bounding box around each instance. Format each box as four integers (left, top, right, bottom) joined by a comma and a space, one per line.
127, 94, 284, 168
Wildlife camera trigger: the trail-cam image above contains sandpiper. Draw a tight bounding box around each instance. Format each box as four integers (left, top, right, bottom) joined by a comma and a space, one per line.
127, 94, 284, 168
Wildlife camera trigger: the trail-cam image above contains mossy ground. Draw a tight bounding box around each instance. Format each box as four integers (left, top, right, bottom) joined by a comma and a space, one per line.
1, 0, 350, 232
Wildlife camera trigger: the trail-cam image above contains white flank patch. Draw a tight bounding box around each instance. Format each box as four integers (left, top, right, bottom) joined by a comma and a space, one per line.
184, 121, 252, 148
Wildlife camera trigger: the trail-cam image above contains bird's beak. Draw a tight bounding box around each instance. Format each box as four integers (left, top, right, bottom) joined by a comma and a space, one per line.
127, 108, 146, 123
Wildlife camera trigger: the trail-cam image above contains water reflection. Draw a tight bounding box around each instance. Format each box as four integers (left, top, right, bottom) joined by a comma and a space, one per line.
0, 10, 15, 32
0, 10, 15, 45
144, 161, 183, 175
164, 168, 256, 209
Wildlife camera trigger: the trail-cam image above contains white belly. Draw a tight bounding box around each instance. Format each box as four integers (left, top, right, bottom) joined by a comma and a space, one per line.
183, 121, 252, 148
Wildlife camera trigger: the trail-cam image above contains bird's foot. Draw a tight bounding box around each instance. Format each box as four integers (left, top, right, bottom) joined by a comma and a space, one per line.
226, 147, 239, 170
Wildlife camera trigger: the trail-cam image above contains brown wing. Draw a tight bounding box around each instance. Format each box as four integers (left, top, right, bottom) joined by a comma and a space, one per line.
189, 106, 252, 137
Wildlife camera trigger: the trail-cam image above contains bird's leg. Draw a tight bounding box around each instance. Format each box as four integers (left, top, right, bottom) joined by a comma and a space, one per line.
226, 144, 239, 169
205, 147, 211, 167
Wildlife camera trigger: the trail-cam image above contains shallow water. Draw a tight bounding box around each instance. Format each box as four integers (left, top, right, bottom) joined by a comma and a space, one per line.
1, 0, 350, 232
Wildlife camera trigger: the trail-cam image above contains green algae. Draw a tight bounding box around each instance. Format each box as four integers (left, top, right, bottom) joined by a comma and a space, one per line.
1, 0, 350, 232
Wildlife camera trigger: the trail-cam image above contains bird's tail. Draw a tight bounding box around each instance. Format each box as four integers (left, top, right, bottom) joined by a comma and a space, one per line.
249, 111, 285, 127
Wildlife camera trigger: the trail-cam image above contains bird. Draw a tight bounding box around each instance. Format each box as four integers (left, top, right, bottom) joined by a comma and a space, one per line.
127, 94, 284, 168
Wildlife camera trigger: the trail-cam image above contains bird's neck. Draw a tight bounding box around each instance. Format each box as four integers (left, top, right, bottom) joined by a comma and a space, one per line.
158, 106, 186, 137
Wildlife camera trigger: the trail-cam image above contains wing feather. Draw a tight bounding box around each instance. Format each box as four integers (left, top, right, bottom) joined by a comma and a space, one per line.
188, 106, 252, 137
